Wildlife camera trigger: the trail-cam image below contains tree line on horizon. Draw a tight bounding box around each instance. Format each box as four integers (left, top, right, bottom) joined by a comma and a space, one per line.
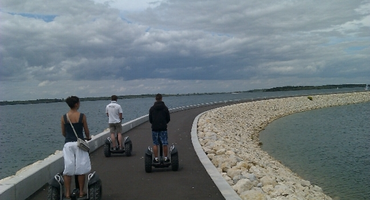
262, 84, 366, 92
0, 84, 367, 106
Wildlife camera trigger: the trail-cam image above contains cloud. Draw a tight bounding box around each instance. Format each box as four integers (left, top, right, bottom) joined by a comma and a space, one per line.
0, 0, 369, 101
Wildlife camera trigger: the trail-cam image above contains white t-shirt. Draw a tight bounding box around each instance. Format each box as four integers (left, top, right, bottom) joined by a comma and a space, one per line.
106, 101, 123, 123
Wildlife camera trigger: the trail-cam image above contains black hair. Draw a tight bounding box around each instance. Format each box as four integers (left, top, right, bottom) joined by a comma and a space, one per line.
155, 93, 162, 101
65, 96, 79, 108
111, 95, 118, 101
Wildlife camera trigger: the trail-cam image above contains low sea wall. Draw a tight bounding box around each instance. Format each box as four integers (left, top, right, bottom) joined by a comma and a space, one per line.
196, 91, 369, 199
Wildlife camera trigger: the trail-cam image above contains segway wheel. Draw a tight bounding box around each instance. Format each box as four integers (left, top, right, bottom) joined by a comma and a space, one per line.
47, 185, 60, 200
88, 180, 102, 200
125, 142, 132, 157
171, 152, 179, 171
144, 153, 152, 173
104, 144, 111, 157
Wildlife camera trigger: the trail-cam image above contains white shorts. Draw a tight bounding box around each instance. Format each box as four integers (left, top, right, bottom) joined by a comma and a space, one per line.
63, 142, 91, 176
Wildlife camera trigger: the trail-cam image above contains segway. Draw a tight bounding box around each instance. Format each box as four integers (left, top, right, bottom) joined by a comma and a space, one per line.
144, 139, 179, 173
47, 171, 102, 200
104, 135, 132, 157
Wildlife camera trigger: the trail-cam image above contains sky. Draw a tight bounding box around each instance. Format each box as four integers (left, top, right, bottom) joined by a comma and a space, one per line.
0, 0, 369, 101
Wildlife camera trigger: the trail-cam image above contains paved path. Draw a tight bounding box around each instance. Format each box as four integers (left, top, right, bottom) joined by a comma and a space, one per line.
28, 104, 234, 200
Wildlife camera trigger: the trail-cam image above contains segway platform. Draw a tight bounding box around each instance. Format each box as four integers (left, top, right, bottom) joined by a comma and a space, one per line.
47, 171, 102, 200
144, 144, 179, 172
104, 136, 132, 157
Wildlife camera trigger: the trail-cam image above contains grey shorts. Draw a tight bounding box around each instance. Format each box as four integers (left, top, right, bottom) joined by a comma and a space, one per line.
109, 123, 122, 134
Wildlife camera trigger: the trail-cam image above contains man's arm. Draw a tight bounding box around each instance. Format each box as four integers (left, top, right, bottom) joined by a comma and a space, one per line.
149, 108, 153, 124
166, 109, 170, 123
106, 105, 109, 117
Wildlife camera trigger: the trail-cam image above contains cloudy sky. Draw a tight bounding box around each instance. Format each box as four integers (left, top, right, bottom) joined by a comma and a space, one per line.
1, 0, 369, 101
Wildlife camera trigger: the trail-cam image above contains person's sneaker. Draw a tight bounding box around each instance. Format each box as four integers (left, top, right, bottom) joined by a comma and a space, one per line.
153, 157, 159, 164
111, 147, 116, 151
164, 157, 170, 163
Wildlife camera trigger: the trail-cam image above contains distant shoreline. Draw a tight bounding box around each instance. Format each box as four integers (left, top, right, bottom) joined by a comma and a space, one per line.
0, 84, 366, 105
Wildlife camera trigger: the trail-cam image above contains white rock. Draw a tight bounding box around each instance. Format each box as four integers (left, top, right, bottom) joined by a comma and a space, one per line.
260, 175, 277, 187
240, 188, 267, 200
227, 168, 242, 180
300, 180, 311, 187
233, 179, 254, 194
270, 184, 293, 198
245, 173, 257, 182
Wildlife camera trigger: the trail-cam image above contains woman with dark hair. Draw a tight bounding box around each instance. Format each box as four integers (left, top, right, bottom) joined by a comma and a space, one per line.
61, 96, 91, 199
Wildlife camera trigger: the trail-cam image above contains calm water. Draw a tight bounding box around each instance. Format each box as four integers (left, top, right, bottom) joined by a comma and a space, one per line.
0, 88, 366, 199
260, 101, 370, 200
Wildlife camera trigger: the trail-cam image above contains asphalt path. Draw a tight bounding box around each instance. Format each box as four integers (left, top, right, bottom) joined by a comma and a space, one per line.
28, 104, 229, 200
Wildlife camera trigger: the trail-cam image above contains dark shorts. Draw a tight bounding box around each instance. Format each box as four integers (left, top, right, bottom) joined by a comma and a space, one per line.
152, 131, 168, 145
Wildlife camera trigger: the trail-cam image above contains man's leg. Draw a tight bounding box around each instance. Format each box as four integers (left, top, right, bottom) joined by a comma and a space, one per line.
116, 123, 123, 149
109, 124, 117, 149
161, 131, 169, 159
163, 145, 168, 157
110, 132, 117, 149
153, 145, 158, 157
118, 133, 123, 149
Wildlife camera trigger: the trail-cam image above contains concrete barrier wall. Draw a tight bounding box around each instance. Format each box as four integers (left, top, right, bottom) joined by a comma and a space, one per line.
0, 115, 149, 200
0, 153, 64, 200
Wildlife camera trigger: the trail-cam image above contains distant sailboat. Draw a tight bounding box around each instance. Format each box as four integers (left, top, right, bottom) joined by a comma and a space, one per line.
366, 84, 369, 91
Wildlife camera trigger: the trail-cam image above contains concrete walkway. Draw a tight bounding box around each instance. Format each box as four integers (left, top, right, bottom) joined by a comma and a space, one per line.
28, 103, 240, 200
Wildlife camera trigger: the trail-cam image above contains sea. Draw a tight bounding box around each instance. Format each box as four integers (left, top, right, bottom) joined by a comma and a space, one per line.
0, 88, 368, 199
260, 100, 370, 200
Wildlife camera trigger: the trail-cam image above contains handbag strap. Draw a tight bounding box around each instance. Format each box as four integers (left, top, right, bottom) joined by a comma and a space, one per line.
66, 113, 79, 139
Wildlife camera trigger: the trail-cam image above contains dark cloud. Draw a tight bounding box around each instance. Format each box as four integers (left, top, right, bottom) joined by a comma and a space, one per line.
0, 0, 369, 101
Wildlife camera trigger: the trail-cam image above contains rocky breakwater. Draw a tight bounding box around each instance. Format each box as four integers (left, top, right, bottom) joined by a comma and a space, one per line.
197, 92, 369, 200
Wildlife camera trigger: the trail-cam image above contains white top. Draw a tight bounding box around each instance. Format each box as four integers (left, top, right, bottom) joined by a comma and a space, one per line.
106, 101, 123, 123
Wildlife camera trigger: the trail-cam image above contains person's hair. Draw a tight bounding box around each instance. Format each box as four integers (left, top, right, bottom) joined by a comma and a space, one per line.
111, 95, 118, 101
65, 96, 79, 108
155, 93, 162, 101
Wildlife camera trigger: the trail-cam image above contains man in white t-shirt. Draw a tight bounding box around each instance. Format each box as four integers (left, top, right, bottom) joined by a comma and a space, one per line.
106, 95, 123, 150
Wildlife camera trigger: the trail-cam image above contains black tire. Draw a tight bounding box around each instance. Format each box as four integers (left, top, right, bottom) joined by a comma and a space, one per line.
171, 152, 179, 171
89, 181, 102, 200
125, 142, 132, 157
47, 185, 60, 200
144, 154, 152, 173
104, 144, 111, 157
